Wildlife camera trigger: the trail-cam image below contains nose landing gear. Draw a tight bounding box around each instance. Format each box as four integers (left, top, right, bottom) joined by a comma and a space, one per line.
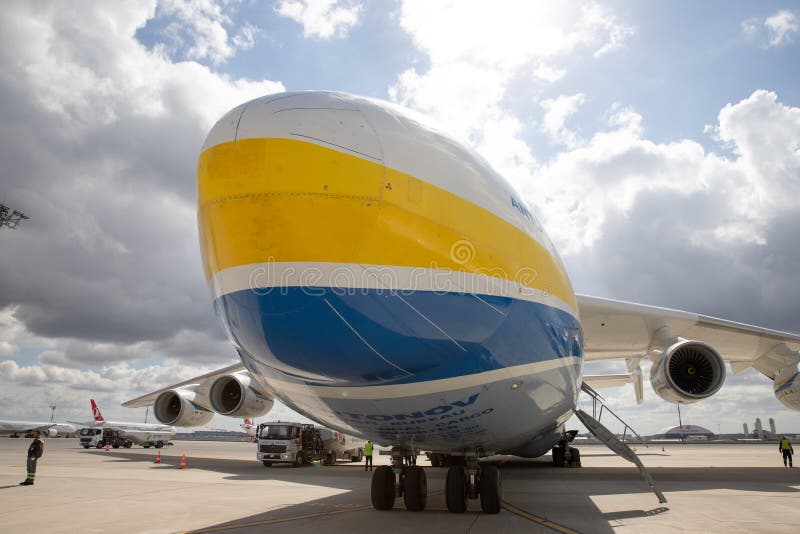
370, 447, 501, 514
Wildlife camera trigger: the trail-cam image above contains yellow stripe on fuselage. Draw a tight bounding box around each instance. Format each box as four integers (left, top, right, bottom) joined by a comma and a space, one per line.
197, 138, 576, 310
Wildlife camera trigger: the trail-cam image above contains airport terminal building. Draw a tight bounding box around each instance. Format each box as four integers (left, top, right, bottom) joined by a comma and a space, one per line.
653, 425, 716, 440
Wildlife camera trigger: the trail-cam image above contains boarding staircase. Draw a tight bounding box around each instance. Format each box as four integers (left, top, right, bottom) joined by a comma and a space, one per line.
576, 383, 667, 504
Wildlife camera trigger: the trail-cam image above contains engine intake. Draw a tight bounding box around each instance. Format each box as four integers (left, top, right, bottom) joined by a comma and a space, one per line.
209, 373, 273, 418
650, 340, 726, 404
153, 389, 214, 427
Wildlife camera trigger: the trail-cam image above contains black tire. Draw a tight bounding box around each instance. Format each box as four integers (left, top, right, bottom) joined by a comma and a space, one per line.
143, 444, 151, 449
323, 451, 335, 466
97, 442, 103, 449
83, 446, 89, 449
124, 442, 132, 449
351, 449, 363, 462
112, 444, 120, 449
552, 446, 565, 467
403, 466, 427, 511
479, 465, 501, 514
371, 466, 395, 510
569, 447, 580, 465
155, 441, 163, 449
262, 461, 272, 467
292, 452, 303, 467
445, 466, 467, 513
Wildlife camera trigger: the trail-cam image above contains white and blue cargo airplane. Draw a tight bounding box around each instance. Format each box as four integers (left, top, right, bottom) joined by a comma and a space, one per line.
0, 419, 76, 438
124, 91, 800, 514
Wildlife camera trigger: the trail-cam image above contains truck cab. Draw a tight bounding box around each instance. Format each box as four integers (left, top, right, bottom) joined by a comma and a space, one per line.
256, 422, 365, 467
79, 427, 103, 448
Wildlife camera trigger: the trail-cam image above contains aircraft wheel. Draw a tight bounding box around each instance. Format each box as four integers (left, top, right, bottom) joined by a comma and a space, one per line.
371, 466, 395, 510
292, 452, 303, 467
262, 461, 272, 467
552, 446, 565, 467
403, 466, 427, 511
445, 466, 467, 513
479, 465, 501, 514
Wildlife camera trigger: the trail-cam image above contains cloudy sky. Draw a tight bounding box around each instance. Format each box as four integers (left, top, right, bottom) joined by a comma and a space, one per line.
1, 0, 799, 436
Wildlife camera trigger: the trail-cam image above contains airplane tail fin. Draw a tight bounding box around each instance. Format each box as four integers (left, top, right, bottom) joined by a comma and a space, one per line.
90, 399, 105, 422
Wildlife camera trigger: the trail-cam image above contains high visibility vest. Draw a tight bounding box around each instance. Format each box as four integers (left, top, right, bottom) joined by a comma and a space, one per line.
365, 442, 373, 456
780, 438, 792, 450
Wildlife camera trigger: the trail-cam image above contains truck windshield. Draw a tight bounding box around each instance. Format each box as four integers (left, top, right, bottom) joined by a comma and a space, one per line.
260, 426, 295, 439
80, 428, 92, 436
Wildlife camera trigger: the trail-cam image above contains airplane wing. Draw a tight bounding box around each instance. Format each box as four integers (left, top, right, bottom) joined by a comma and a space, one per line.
122, 362, 248, 408
578, 294, 800, 378
0, 421, 57, 434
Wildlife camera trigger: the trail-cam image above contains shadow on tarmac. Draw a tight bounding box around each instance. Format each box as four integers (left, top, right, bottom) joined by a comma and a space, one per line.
79, 450, 800, 534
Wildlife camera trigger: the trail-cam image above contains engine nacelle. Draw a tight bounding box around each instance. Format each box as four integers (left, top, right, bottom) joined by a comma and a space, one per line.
650, 339, 726, 404
209, 373, 273, 418
44, 428, 57, 438
153, 389, 215, 427
774, 365, 800, 411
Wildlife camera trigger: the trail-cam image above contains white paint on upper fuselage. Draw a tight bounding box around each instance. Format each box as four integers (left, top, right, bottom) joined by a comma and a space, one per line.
201, 91, 564, 267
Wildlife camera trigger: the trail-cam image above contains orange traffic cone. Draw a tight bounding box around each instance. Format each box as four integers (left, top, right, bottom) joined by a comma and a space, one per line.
155, 450, 161, 464
179, 453, 187, 469
105, 443, 110, 452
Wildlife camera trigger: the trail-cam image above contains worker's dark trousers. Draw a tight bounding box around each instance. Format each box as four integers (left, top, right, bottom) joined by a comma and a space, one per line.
26, 457, 37, 481
364, 455, 372, 471
782, 450, 793, 467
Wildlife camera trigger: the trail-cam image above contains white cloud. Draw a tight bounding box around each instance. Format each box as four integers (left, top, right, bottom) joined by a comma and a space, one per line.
156, 0, 260, 64
276, 0, 362, 39
390, 1, 634, 187
741, 10, 799, 48
540, 93, 586, 147
765, 10, 800, 46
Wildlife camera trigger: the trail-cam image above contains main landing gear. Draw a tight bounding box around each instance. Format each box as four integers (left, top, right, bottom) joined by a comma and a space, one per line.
370, 448, 501, 514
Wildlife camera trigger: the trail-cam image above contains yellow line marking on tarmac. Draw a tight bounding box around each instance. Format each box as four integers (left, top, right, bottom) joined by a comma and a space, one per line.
501, 501, 581, 534
183, 505, 373, 533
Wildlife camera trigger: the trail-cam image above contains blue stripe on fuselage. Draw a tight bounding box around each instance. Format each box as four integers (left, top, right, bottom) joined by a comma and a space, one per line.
214, 287, 583, 387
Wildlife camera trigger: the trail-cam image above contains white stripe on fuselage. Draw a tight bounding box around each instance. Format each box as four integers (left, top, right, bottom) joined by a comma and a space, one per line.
256, 356, 582, 400
209, 261, 577, 318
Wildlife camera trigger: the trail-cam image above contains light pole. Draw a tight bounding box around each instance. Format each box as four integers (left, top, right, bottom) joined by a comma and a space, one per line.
50, 405, 56, 423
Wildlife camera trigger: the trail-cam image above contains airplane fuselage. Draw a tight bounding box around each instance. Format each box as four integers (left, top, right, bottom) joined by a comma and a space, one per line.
199, 92, 583, 455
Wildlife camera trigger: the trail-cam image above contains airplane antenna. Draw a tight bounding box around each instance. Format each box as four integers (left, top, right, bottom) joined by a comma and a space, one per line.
0, 203, 30, 230
50, 405, 56, 423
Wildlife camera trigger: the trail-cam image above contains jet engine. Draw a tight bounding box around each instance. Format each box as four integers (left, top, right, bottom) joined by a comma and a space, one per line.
153, 389, 214, 426
45, 428, 58, 438
209, 373, 273, 418
650, 339, 726, 404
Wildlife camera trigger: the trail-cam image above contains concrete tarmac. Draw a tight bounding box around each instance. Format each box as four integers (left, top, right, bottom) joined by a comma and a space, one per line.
1, 438, 799, 533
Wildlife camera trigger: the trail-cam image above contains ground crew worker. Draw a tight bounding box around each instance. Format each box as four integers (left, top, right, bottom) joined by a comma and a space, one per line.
20, 430, 44, 486
779, 436, 793, 467
364, 440, 373, 472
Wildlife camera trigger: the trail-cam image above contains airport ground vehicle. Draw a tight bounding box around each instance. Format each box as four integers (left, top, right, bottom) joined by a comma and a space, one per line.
256, 422, 364, 467
79, 427, 172, 449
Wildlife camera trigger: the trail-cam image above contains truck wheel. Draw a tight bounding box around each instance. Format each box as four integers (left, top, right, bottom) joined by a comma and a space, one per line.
155, 441, 163, 449
293, 452, 303, 467
323, 452, 336, 465
371, 466, 395, 510
124, 442, 132, 449
143, 444, 151, 448
352, 449, 362, 462
445, 466, 468, 513
96, 442, 103, 449
479, 465, 501, 514
262, 461, 272, 467
83, 446, 90, 449
403, 466, 427, 511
